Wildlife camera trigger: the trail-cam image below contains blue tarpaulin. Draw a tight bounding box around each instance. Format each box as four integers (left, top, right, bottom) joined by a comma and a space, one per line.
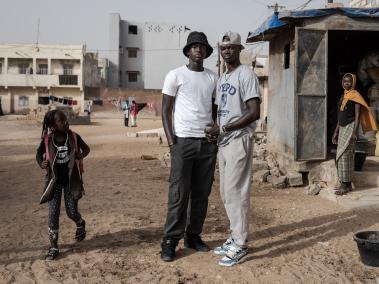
246, 13, 286, 43
247, 8, 379, 43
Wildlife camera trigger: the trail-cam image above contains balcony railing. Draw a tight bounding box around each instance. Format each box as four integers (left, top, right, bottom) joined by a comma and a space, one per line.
59, 75, 78, 85
0, 74, 81, 88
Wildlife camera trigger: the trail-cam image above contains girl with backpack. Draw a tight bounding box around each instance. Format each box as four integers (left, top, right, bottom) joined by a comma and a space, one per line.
36, 109, 90, 260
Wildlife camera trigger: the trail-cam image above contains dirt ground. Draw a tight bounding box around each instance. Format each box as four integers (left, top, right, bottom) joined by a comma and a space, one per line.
0, 110, 379, 284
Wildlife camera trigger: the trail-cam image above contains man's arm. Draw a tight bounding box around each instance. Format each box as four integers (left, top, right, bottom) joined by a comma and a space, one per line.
223, 98, 260, 132
212, 98, 217, 123
162, 94, 176, 146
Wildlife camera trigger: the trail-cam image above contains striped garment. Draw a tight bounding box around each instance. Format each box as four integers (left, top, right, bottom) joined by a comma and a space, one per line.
336, 121, 356, 183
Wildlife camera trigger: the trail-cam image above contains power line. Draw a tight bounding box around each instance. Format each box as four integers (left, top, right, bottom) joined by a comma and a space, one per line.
294, 0, 313, 10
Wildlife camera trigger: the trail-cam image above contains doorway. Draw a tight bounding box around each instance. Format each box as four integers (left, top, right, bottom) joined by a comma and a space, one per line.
327, 30, 379, 155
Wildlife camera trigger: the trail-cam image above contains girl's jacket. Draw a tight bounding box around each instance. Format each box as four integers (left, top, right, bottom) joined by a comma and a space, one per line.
36, 130, 89, 204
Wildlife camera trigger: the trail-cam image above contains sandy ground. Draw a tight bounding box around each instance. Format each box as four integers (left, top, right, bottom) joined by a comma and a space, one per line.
0, 110, 379, 284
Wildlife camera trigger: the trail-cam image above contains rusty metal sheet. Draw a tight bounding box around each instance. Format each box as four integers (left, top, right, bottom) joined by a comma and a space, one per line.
295, 28, 327, 161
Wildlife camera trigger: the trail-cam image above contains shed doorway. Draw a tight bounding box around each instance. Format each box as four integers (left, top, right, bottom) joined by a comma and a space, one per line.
327, 30, 379, 155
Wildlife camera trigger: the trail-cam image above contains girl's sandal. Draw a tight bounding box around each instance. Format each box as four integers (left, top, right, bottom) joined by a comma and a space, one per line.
45, 247, 59, 261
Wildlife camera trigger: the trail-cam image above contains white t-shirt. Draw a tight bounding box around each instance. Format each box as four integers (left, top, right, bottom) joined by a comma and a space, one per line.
162, 65, 218, 138
124, 109, 129, 118
216, 65, 261, 146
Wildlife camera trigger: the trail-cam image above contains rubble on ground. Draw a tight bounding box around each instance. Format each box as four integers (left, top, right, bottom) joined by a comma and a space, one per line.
305, 184, 321, 195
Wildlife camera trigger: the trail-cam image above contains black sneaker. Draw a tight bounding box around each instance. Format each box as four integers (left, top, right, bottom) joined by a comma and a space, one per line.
184, 235, 210, 252
160, 239, 177, 262
45, 247, 59, 261
75, 220, 86, 242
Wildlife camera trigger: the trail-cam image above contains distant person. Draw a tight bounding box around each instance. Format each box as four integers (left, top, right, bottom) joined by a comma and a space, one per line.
0, 99, 3, 116
206, 31, 261, 266
36, 110, 90, 260
130, 100, 138, 127
332, 73, 377, 195
86, 101, 92, 115
123, 105, 129, 127
160, 31, 218, 262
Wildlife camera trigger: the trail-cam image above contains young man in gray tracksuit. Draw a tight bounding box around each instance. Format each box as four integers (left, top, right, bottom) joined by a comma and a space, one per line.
206, 31, 261, 267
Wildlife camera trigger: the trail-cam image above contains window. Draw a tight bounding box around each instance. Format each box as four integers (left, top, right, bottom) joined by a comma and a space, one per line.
0, 63, 2, 74
127, 48, 138, 58
63, 64, 73, 75
18, 64, 29, 74
128, 25, 138, 35
119, 45, 124, 55
284, 44, 290, 69
37, 64, 48, 74
127, 72, 138, 82
119, 70, 123, 87
18, 96, 29, 107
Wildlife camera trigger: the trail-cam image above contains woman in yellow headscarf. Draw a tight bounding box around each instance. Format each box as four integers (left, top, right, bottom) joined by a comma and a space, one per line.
332, 73, 377, 195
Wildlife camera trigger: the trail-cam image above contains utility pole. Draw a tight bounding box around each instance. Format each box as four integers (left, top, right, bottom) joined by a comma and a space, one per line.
36, 17, 40, 51
267, 3, 286, 13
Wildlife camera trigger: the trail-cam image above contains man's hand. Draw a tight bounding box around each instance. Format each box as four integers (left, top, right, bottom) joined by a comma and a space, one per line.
41, 160, 50, 169
205, 123, 219, 143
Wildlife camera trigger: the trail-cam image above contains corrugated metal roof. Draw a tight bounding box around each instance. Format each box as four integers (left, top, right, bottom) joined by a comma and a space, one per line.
247, 8, 379, 43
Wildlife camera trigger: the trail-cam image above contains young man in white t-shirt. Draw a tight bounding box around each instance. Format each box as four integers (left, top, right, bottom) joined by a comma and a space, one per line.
206, 31, 261, 267
160, 31, 218, 262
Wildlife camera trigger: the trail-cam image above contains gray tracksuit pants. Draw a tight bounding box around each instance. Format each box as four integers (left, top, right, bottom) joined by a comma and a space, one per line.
218, 135, 253, 247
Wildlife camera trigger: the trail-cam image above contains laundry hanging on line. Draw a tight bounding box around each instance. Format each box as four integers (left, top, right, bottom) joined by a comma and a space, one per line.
49, 95, 78, 106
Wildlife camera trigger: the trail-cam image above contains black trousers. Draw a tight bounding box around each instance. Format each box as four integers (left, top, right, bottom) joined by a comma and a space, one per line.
124, 117, 129, 127
48, 184, 82, 231
163, 137, 217, 241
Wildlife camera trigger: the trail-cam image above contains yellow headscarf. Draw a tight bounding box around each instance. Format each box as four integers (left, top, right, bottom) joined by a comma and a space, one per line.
340, 73, 377, 133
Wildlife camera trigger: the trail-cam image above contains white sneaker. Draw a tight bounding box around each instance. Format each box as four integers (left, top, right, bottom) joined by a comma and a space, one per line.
213, 238, 233, 256
218, 243, 248, 267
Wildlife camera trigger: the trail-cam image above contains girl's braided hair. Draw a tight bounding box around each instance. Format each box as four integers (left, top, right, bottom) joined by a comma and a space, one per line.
41, 110, 64, 139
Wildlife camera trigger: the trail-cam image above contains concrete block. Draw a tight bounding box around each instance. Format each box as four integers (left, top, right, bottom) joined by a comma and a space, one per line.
271, 176, 287, 189
126, 132, 137, 138
287, 171, 303, 187
266, 155, 278, 169
306, 184, 321, 196
252, 160, 269, 172
137, 132, 159, 138
256, 149, 267, 159
270, 167, 281, 177
267, 175, 273, 184
253, 170, 270, 183
308, 159, 338, 189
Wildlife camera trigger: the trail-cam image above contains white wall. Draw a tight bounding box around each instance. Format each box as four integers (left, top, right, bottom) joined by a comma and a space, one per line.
267, 31, 295, 156
143, 23, 190, 90
108, 13, 121, 88
120, 20, 144, 89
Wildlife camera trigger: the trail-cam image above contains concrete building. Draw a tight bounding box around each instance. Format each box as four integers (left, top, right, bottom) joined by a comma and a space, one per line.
350, 0, 379, 7
240, 51, 269, 130
247, 8, 379, 169
98, 57, 109, 87
108, 13, 196, 90
0, 44, 100, 114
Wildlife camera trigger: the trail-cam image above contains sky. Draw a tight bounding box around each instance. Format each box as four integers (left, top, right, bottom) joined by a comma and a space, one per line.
1, 0, 350, 55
